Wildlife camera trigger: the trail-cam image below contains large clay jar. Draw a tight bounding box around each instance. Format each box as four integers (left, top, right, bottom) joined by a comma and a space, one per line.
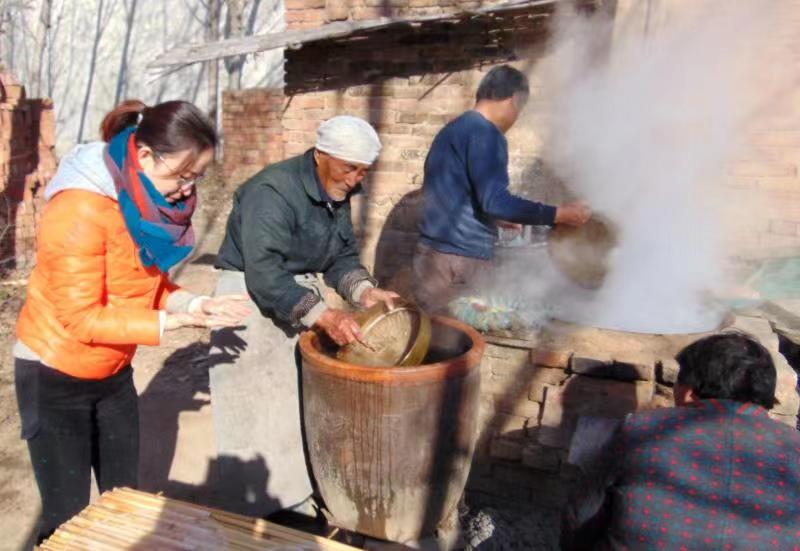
299, 316, 485, 543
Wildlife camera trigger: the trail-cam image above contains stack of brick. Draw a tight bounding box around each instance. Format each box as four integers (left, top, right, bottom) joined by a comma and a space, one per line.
0, 71, 57, 270
466, 312, 800, 511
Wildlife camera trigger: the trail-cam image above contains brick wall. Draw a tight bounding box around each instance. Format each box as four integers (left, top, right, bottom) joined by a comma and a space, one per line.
0, 72, 57, 272
728, 95, 800, 257
222, 3, 567, 286
222, 0, 800, 275
222, 88, 286, 187
612, 0, 800, 258
468, 313, 799, 511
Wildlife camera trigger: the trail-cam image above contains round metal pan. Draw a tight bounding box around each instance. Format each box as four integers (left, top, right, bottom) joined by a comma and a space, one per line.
337, 299, 432, 367
548, 215, 618, 289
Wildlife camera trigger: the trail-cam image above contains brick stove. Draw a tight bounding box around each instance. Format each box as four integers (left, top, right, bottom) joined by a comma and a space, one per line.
464, 310, 800, 512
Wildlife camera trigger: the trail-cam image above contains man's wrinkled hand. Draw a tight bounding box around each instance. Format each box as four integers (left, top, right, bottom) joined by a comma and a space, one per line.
360, 287, 401, 310
555, 202, 592, 227
315, 308, 366, 346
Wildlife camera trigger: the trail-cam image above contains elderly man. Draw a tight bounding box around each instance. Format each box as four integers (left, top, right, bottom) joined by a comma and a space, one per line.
562, 333, 800, 550
413, 65, 591, 314
210, 116, 397, 517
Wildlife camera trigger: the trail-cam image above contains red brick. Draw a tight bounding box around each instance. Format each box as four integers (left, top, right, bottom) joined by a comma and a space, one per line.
492, 413, 529, 436
299, 108, 338, 120
527, 367, 569, 402
656, 359, 680, 386
750, 131, 800, 147
754, 174, 799, 192
493, 396, 541, 419
570, 354, 656, 381
382, 124, 414, 135
411, 124, 443, 138
289, 95, 326, 109
395, 112, 426, 125
286, 10, 325, 24
286, 0, 325, 8
285, 143, 308, 156
530, 348, 571, 368
351, 7, 386, 19
730, 160, 797, 178
538, 376, 654, 448
769, 219, 799, 236
325, 0, 350, 21
282, 118, 318, 131
521, 442, 560, 473
484, 372, 530, 401
370, 160, 405, 172
489, 436, 523, 462
341, 97, 371, 111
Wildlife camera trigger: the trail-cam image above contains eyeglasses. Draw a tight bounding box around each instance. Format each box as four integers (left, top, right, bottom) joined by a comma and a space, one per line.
153, 152, 204, 188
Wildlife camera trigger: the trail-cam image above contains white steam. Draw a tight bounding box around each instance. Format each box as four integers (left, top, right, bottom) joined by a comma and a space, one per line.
518, 0, 800, 334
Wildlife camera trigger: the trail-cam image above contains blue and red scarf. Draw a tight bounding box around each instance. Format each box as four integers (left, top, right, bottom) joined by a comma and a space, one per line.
104, 126, 196, 272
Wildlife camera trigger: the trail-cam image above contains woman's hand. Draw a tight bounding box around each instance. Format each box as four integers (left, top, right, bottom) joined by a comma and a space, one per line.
164, 311, 245, 331
360, 287, 400, 310
197, 294, 252, 320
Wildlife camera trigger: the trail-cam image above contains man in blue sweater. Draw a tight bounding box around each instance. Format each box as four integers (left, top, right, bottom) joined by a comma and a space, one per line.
413, 65, 591, 313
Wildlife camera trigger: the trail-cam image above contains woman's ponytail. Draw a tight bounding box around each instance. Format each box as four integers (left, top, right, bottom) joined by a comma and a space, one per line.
100, 100, 147, 142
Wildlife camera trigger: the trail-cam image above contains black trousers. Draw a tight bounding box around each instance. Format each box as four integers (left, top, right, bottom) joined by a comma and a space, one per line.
14, 358, 139, 543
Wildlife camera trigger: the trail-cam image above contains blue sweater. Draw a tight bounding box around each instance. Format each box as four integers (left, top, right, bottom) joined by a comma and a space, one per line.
418, 111, 557, 259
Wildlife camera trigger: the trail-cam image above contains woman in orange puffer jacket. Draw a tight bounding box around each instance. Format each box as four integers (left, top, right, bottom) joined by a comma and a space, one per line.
14, 100, 250, 543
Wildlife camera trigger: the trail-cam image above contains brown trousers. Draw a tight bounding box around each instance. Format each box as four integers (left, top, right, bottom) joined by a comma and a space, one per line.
411, 242, 492, 315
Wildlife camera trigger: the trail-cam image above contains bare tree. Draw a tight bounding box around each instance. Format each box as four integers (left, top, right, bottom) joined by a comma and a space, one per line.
191, 62, 206, 104
206, 0, 221, 125
0, 0, 7, 66
77, 0, 117, 143
0, 1, 19, 73
30, 0, 52, 97
56, 2, 79, 123
244, 0, 262, 37
113, 0, 138, 105
223, 0, 245, 90
46, 0, 66, 97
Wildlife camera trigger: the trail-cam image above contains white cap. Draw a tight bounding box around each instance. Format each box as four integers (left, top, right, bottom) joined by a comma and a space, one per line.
315, 115, 382, 165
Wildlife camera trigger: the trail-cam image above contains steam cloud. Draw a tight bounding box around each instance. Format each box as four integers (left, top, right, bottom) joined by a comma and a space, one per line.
502, 0, 800, 334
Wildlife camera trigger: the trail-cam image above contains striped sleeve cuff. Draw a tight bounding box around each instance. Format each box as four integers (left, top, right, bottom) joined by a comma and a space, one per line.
300, 300, 329, 328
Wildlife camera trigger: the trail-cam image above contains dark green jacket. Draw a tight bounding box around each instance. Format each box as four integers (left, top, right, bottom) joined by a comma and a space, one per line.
216, 150, 374, 325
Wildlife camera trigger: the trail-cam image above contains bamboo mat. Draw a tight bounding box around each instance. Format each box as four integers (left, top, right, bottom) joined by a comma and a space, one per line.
37, 487, 359, 550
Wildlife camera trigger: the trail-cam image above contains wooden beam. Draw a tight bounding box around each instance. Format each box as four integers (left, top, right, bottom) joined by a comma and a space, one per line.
146, 0, 561, 71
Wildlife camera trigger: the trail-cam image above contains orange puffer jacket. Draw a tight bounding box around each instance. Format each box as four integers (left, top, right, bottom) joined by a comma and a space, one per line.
16, 189, 178, 379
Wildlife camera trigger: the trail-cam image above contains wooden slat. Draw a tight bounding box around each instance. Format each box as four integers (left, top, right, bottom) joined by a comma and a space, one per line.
79, 506, 221, 550
39, 488, 359, 551
88, 499, 274, 550
116, 488, 356, 550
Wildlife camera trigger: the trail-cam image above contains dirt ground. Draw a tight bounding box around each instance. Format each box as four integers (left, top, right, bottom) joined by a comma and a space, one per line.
0, 169, 234, 551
